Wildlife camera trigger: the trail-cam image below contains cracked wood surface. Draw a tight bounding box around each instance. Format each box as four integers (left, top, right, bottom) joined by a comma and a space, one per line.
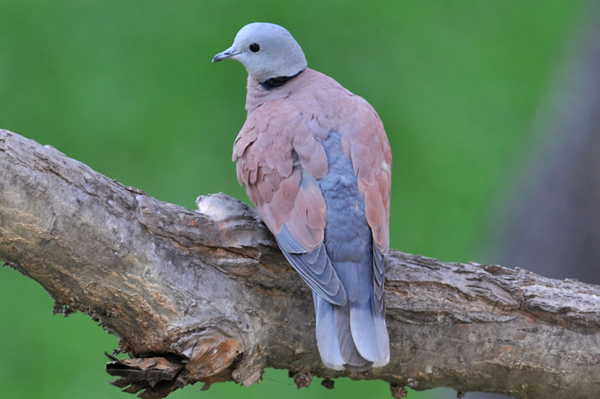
1, 129, 600, 398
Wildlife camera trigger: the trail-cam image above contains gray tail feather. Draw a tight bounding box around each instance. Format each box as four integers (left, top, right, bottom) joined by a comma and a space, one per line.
314, 293, 389, 370
350, 299, 390, 367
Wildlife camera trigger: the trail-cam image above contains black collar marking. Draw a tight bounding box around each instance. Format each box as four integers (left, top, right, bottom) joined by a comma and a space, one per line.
260, 69, 306, 90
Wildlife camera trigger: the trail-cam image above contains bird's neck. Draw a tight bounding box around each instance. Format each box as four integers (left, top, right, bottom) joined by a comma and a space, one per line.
245, 68, 312, 113
259, 69, 305, 90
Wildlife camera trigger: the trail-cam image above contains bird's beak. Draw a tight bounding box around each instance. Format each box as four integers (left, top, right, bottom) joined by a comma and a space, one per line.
212, 47, 241, 63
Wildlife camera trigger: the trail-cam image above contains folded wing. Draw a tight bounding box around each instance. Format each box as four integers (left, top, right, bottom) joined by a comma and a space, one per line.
233, 100, 346, 306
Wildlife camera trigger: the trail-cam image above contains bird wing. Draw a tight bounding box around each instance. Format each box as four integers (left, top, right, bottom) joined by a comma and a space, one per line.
337, 93, 392, 316
233, 99, 346, 305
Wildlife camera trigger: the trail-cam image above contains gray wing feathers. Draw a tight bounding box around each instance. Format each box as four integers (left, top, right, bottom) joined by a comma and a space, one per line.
372, 246, 385, 316
276, 223, 310, 253
276, 226, 347, 305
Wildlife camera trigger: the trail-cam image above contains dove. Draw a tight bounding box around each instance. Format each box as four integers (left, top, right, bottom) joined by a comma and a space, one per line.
213, 22, 391, 370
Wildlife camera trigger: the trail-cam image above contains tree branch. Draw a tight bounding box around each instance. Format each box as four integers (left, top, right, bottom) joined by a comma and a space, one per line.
1, 128, 599, 399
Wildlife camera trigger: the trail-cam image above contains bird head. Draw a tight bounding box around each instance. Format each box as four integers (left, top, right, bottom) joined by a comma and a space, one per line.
212, 22, 307, 84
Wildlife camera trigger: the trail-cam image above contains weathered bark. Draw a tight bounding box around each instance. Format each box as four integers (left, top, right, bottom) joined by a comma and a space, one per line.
1, 129, 600, 399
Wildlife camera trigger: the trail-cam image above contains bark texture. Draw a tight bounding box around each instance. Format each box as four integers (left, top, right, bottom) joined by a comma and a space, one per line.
1, 129, 600, 399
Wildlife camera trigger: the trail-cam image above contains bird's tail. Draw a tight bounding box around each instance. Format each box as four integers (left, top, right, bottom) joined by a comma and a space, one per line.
313, 292, 389, 371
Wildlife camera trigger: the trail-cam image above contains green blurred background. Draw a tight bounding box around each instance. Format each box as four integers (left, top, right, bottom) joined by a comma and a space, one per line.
0, 1, 588, 398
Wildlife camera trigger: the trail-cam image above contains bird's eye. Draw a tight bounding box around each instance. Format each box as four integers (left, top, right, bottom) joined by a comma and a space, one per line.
249, 43, 260, 53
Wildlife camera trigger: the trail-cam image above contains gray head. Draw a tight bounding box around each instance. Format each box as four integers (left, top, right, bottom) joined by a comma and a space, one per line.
213, 23, 307, 83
